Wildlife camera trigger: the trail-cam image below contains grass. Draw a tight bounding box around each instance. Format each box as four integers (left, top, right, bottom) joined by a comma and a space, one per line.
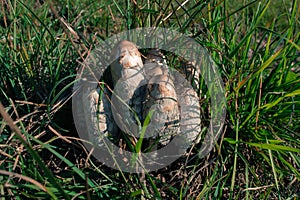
0, 0, 299, 199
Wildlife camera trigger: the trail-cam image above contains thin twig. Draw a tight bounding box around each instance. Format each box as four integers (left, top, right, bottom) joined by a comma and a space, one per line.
0, 102, 27, 143
0, 169, 47, 192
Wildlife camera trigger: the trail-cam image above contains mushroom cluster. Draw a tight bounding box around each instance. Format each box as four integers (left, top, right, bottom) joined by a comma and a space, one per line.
76, 40, 202, 153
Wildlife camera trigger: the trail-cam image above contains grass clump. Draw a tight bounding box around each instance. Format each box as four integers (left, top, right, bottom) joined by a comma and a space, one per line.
0, 0, 299, 199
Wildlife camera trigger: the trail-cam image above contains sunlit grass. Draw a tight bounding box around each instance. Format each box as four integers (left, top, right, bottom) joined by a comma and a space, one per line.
0, 0, 299, 199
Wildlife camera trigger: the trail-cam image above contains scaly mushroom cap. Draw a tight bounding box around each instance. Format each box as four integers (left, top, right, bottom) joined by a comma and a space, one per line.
110, 40, 146, 136
110, 40, 143, 86
143, 49, 180, 146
